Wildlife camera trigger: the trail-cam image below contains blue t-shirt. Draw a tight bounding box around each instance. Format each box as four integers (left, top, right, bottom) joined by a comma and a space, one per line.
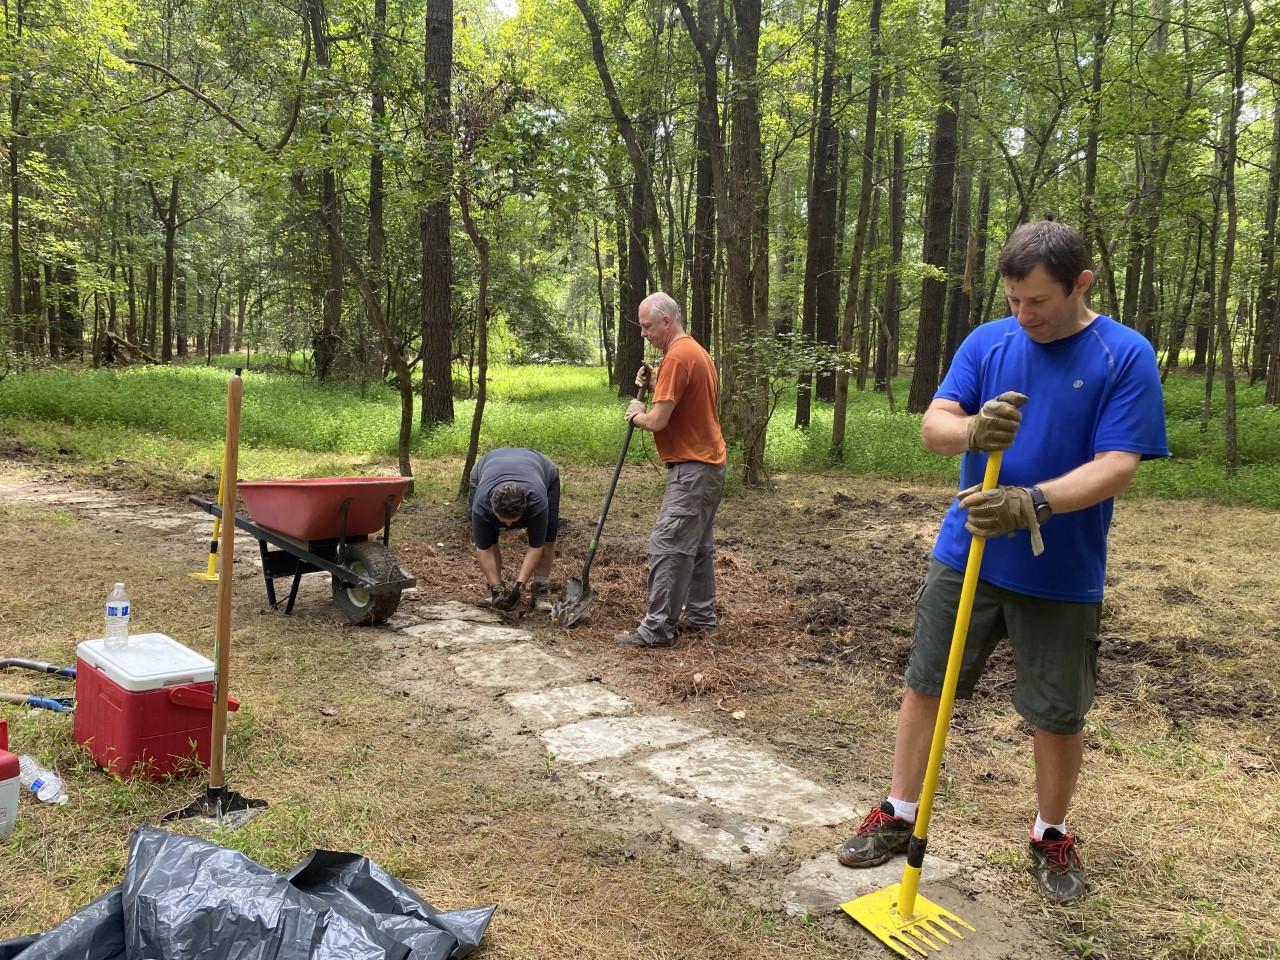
932, 315, 1169, 602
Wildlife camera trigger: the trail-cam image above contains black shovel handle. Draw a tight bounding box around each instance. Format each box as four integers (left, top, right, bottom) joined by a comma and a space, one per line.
578, 385, 649, 587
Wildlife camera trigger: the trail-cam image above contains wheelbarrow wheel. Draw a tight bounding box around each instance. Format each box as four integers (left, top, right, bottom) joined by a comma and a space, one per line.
332, 541, 402, 626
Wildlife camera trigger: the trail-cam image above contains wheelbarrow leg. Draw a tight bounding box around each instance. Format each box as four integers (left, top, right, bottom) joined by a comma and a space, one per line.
257, 538, 280, 610
382, 495, 395, 546
284, 559, 305, 614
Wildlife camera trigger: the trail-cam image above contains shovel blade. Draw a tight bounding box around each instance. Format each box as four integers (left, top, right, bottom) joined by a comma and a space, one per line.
550, 579, 593, 627
842, 884, 974, 958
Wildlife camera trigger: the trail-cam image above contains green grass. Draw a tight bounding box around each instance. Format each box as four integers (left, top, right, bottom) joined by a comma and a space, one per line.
2, 361, 1278, 508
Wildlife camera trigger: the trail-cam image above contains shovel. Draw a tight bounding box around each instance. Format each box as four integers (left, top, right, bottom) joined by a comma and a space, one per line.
841, 448, 1007, 957
165, 369, 266, 828
551, 385, 649, 627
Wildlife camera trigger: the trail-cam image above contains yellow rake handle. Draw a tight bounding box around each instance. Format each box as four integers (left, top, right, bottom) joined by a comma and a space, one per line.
897, 450, 1003, 921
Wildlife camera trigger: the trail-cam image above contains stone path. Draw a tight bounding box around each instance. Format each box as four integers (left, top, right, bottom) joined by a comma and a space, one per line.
0, 473, 1060, 957
376, 602, 979, 920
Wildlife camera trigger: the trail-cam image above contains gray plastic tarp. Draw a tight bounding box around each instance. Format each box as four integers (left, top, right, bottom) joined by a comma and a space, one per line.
1, 825, 494, 960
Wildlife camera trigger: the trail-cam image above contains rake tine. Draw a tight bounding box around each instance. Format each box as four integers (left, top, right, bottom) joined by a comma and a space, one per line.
917, 918, 952, 945
892, 929, 930, 957
931, 916, 962, 942
908, 923, 941, 951
941, 909, 976, 932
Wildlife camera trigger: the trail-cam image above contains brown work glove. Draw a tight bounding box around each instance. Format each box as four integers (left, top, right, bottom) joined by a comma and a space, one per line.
958, 484, 1044, 556
625, 398, 646, 423
965, 391, 1028, 452
635, 362, 655, 391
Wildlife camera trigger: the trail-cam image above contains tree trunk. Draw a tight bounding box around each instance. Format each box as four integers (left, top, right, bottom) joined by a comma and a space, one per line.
802, 0, 840, 410
1255, 82, 1279, 387
1213, 0, 1253, 473
690, 59, 716, 348
7, 0, 21, 357
968, 157, 991, 331
943, 107, 974, 367
875, 73, 905, 392
305, 0, 343, 381
458, 189, 489, 496
156, 178, 179, 362
592, 218, 616, 383
176, 269, 187, 358
617, 176, 648, 398
1082, 0, 1108, 266
421, 0, 455, 426
830, 0, 880, 460
1163, 222, 1201, 380
367, 0, 388, 383
572, 0, 670, 291
907, 0, 967, 413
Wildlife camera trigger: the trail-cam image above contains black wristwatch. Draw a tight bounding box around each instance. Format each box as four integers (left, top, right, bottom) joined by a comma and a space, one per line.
1028, 485, 1052, 524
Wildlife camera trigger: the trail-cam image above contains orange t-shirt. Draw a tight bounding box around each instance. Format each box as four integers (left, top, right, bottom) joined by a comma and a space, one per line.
652, 335, 727, 466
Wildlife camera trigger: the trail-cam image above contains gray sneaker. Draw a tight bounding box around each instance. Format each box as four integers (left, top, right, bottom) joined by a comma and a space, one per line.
531, 580, 553, 613
1029, 828, 1088, 904
836, 801, 914, 868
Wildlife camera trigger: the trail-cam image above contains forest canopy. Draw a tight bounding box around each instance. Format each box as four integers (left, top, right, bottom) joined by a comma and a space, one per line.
1, 0, 1277, 482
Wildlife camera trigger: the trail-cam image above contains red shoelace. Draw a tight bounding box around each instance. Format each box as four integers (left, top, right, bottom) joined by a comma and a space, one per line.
858, 806, 902, 834
1033, 833, 1083, 871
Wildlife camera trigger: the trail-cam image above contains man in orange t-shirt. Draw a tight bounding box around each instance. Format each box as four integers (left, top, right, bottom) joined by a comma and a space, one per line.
615, 291, 727, 648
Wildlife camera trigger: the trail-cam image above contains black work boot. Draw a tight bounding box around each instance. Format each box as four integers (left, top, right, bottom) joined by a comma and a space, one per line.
836, 801, 914, 868
1029, 828, 1088, 904
477, 585, 506, 609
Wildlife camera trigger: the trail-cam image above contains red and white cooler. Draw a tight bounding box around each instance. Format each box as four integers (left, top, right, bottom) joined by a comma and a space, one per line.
74, 633, 238, 780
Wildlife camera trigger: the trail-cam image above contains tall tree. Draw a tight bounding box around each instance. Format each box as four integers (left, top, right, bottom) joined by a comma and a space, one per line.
830, 0, 882, 460
907, 0, 968, 413
1212, 0, 1254, 473
796, 0, 840, 428
421, 0, 455, 426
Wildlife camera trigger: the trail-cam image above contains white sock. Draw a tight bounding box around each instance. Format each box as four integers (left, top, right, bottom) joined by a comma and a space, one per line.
1032, 814, 1067, 841
887, 796, 918, 823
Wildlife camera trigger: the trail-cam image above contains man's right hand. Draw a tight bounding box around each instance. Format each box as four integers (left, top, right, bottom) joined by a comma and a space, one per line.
965, 391, 1028, 452
635, 362, 654, 392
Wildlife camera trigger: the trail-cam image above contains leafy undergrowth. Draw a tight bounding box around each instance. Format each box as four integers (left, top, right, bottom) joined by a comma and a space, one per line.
3, 361, 1279, 507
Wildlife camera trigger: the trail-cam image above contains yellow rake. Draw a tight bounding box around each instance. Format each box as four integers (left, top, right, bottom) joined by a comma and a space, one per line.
842, 449, 1004, 957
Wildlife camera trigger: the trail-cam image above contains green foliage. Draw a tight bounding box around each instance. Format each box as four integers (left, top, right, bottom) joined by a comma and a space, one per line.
4, 363, 1278, 510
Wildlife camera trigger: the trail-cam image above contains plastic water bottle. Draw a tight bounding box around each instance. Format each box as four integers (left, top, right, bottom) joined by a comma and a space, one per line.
104, 582, 130, 650
18, 755, 69, 805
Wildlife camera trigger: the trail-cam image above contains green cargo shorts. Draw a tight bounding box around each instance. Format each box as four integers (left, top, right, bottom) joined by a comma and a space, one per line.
905, 559, 1102, 735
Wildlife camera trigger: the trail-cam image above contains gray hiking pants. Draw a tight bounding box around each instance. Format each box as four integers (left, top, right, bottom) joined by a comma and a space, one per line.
636, 461, 727, 645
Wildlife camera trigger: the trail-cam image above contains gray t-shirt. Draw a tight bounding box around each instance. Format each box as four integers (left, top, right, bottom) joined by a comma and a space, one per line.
468, 448, 559, 549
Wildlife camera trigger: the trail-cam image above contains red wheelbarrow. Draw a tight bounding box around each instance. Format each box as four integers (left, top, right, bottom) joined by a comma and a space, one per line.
189, 477, 417, 625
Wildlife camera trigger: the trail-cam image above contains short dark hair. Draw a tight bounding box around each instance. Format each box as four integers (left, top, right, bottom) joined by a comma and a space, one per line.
997, 221, 1089, 296
490, 482, 527, 520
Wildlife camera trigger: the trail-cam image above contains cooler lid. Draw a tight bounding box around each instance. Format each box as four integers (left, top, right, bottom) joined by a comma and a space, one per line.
77, 633, 215, 691
0, 750, 17, 781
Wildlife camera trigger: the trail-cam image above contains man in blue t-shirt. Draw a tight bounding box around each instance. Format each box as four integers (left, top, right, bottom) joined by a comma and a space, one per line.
467, 447, 560, 612
836, 221, 1168, 903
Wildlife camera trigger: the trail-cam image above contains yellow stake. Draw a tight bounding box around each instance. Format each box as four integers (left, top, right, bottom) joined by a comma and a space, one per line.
190, 470, 224, 581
